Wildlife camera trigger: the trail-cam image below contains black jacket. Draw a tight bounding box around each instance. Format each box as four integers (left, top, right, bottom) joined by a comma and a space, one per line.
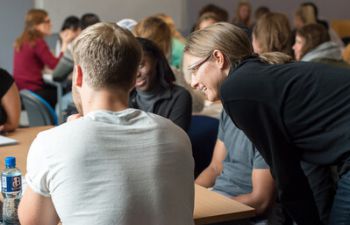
221, 58, 350, 225
129, 84, 192, 131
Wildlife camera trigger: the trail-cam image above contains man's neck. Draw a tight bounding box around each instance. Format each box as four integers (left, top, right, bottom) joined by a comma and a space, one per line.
82, 90, 129, 115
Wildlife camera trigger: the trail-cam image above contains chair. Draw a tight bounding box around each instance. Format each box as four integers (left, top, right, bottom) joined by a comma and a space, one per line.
331, 20, 350, 38
187, 115, 219, 177
20, 90, 58, 126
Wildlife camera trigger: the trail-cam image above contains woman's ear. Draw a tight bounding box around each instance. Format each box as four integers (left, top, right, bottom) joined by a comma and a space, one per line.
212, 49, 228, 70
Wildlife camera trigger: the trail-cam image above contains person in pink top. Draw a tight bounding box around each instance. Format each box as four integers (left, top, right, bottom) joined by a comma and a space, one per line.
13, 9, 74, 107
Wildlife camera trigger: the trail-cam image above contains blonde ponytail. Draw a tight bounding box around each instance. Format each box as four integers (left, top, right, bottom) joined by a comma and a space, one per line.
185, 22, 292, 68
259, 52, 292, 64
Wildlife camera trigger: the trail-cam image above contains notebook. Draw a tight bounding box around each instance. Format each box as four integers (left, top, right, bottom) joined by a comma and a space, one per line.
0, 135, 18, 146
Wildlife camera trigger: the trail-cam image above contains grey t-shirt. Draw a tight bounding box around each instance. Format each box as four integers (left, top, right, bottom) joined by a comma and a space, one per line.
213, 111, 269, 197
26, 109, 194, 225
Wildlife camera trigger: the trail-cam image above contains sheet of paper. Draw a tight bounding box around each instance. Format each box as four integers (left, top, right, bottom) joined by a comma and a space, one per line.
0, 135, 18, 146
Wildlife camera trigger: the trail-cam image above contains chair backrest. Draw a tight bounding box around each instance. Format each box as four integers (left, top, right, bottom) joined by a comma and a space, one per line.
187, 115, 219, 177
20, 90, 58, 126
331, 20, 350, 38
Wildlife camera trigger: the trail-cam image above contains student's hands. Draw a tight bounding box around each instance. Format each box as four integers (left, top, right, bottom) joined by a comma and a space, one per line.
59, 29, 79, 52
60, 29, 77, 43
67, 113, 82, 122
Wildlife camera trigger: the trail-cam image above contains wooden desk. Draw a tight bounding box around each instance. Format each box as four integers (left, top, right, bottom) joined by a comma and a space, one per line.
0, 126, 255, 224
194, 184, 255, 224
0, 126, 52, 174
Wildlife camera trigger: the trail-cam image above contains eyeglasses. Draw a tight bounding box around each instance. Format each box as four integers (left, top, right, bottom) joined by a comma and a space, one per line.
187, 54, 212, 74
42, 19, 51, 24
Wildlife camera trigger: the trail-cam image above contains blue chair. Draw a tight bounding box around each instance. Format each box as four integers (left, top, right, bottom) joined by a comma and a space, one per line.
187, 115, 219, 177
20, 90, 58, 126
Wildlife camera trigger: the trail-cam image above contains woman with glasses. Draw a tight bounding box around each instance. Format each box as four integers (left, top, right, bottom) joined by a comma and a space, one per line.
184, 22, 350, 225
13, 9, 74, 107
129, 38, 192, 131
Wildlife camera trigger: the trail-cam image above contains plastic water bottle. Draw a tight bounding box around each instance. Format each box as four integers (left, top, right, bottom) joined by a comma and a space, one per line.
1, 157, 21, 225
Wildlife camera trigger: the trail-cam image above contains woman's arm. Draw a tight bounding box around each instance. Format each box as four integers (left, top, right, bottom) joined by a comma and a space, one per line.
0, 83, 20, 131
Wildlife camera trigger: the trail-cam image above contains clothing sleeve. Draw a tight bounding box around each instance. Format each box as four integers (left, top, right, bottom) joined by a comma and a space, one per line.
25, 133, 51, 197
252, 148, 269, 169
34, 39, 61, 70
223, 99, 322, 225
0, 68, 14, 98
217, 110, 226, 142
168, 87, 192, 131
52, 49, 74, 82
0, 69, 14, 125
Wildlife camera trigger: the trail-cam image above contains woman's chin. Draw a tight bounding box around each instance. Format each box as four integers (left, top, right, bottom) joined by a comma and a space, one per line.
206, 92, 219, 102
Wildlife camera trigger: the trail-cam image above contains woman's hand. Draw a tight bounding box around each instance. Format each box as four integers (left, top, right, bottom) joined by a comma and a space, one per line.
59, 29, 78, 52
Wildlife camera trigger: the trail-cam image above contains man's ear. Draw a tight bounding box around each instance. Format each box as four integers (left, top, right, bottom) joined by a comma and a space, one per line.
212, 50, 228, 70
73, 65, 83, 87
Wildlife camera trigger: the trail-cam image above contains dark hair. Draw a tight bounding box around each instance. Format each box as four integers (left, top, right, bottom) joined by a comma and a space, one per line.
61, 16, 80, 31
296, 23, 330, 59
254, 6, 270, 21
199, 4, 228, 22
136, 37, 175, 87
301, 2, 318, 17
80, 13, 100, 30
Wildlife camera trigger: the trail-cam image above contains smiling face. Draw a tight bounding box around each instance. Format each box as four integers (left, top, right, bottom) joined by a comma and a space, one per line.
293, 34, 305, 61
183, 52, 227, 102
135, 53, 157, 92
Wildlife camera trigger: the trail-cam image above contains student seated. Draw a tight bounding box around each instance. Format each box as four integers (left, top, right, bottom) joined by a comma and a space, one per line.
129, 38, 192, 131
0, 68, 20, 132
196, 111, 275, 223
18, 22, 194, 225
13, 9, 74, 107
293, 23, 349, 68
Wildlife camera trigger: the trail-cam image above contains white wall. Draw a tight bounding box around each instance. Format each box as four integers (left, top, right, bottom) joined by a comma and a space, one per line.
35, 0, 186, 32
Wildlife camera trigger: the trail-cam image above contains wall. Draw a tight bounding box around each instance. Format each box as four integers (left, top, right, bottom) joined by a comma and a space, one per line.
35, 0, 186, 33
0, 0, 34, 73
186, 0, 350, 33
1, 0, 349, 72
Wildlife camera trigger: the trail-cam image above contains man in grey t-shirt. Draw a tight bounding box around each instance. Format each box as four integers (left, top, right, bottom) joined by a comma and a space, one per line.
196, 110, 275, 216
19, 22, 194, 225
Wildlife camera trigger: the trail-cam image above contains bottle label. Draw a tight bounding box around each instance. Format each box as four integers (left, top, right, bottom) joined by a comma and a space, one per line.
2, 175, 22, 193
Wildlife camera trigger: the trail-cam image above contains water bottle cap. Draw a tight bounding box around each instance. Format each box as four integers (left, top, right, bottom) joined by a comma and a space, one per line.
5, 156, 16, 168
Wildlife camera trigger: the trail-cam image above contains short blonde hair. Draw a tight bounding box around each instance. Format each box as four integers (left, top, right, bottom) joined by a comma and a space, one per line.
72, 22, 141, 91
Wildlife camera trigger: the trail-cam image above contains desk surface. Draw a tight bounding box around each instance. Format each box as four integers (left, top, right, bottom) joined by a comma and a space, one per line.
194, 185, 255, 224
0, 126, 52, 174
0, 126, 255, 224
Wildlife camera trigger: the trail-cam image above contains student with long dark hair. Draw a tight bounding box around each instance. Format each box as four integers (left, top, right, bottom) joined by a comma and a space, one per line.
129, 38, 192, 131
